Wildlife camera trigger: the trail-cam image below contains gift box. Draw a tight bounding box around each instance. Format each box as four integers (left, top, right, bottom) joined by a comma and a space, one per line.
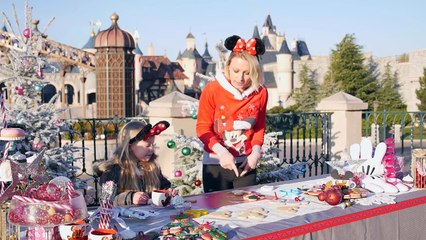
411, 149, 426, 188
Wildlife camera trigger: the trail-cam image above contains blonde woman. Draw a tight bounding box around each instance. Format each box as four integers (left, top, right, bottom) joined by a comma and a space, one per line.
95, 121, 177, 206
196, 35, 268, 193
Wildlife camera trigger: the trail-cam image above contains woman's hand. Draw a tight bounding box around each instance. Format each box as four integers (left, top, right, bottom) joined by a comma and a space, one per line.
132, 191, 150, 205
219, 151, 239, 177
213, 143, 239, 177
240, 146, 261, 177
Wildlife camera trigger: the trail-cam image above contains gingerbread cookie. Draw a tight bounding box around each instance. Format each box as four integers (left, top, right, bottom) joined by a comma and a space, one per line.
206, 211, 232, 219
238, 207, 268, 220
277, 206, 299, 214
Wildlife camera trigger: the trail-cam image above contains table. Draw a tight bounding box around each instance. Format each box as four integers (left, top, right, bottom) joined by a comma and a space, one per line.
103, 175, 426, 240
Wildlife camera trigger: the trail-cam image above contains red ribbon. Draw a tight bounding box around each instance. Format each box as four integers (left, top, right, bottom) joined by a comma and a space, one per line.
233, 38, 257, 56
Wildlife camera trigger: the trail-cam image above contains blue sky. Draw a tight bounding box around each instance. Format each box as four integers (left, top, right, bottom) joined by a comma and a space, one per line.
1, 0, 425, 61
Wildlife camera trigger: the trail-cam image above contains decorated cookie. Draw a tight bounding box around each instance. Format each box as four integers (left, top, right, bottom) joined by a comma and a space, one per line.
205, 211, 232, 219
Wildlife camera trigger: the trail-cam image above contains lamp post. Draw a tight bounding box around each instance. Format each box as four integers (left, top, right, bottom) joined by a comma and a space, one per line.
373, 99, 379, 113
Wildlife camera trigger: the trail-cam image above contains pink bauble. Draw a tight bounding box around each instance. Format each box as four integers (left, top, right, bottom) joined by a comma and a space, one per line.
174, 170, 182, 177
23, 28, 31, 38
36, 66, 43, 78
15, 86, 25, 95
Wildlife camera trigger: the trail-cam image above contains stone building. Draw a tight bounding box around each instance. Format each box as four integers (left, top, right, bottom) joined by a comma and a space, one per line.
1, 13, 425, 118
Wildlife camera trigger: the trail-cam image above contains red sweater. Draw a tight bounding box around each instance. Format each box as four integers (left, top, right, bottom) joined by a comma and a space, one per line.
196, 76, 268, 158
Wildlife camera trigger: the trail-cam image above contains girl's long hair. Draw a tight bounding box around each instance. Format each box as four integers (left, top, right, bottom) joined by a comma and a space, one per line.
97, 121, 162, 194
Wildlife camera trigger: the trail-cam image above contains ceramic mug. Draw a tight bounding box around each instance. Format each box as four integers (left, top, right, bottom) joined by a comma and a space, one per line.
151, 189, 168, 207
88, 228, 117, 240
59, 220, 90, 240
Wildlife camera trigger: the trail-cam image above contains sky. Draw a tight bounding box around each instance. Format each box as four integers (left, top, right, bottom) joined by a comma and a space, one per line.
1, 0, 426, 62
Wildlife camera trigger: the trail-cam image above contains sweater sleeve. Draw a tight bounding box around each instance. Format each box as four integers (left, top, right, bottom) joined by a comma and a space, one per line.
196, 83, 221, 151
251, 87, 268, 147
159, 171, 171, 190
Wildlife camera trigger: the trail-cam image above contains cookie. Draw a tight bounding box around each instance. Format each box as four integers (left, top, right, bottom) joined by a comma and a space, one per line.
277, 206, 299, 213
238, 212, 267, 220
242, 207, 268, 215
206, 211, 232, 219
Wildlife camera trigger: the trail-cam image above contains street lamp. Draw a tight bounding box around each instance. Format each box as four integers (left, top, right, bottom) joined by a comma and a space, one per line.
373, 99, 379, 112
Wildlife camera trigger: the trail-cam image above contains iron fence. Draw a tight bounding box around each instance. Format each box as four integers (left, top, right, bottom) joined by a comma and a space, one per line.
62, 113, 332, 204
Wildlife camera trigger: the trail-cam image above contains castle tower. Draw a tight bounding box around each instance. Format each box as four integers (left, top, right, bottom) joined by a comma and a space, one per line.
179, 32, 203, 88
186, 32, 196, 50
133, 30, 144, 114
262, 14, 277, 51
276, 37, 293, 106
94, 13, 135, 117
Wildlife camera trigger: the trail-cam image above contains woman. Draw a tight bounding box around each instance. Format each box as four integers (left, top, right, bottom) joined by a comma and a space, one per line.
95, 121, 177, 206
196, 35, 268, 192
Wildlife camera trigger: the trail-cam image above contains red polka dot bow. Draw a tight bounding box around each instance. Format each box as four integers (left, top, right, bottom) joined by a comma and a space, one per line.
233, 38, 257, 56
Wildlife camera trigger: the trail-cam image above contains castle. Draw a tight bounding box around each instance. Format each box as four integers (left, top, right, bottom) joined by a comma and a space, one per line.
1, 14, 424, 119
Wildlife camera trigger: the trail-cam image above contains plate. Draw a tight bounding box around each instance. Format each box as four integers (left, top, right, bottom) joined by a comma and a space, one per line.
305, 189, 323, 196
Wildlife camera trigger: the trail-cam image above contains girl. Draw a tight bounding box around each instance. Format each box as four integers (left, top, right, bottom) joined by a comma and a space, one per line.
95, 121, 177, 206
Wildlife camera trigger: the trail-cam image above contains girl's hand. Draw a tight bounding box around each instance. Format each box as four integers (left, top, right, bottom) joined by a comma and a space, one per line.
167, 188, 179, 197
132, 191, 150, 205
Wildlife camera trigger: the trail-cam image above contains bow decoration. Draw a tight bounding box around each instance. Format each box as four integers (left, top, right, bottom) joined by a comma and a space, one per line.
129, 121, 170, 144
233, 38, 258, 56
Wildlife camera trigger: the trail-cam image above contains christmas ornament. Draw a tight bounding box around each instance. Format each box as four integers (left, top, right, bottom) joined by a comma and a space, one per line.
181, 147, 191, 156
15, 86, 25, 95
167, 140, 176, 149
36, 66, 43, 78
191, 114, 197, 119
23, 28, 31, 38
324, 188, 343, 205
194, 179, 202, 187
174, 170, 182, 178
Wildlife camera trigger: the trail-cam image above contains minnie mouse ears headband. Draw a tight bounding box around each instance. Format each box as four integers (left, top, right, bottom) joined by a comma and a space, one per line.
224, 35, 265, 57
129, 121, 170, 144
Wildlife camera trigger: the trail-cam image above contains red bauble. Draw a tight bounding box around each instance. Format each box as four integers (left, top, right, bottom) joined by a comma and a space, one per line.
317, 192, 327, 201
325, 189, 343, 205
194, 179, 202, 187
174, 170, 182, 177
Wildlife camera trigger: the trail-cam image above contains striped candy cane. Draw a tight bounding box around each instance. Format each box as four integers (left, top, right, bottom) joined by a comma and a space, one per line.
0, 93, 9, 163
67, 181, 75, 200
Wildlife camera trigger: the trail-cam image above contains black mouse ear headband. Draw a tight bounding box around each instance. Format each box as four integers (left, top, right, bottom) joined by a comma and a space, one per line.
224, 35, 265, 59
129, 121, 170, 145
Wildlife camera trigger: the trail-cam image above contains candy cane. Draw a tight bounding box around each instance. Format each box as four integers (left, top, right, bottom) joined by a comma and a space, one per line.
99, 200, 113, 229
0, 181, 4, 195
67, 181, 75, 200
0, 93, 6, 129
12, 195, 73, 211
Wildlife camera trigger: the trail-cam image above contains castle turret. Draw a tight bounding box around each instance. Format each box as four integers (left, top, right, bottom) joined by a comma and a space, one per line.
94, 13, 135, 117
186, 32, 195, 50
276, 37, 293, 106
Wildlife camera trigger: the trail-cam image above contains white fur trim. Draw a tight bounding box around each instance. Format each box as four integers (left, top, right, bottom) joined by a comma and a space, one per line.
233, 120, 252, 130
216, 73, 255, 100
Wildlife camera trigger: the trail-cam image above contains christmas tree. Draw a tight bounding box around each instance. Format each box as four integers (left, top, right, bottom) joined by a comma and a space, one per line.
0, 1, 84, 199
169, 134, 204, 196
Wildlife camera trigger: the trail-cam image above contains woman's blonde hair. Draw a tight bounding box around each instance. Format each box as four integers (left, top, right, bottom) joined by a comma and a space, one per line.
224, 51, 264, 91
98, 121, 162, 194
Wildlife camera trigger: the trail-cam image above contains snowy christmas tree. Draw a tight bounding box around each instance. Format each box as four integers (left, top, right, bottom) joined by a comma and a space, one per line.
0, 1, 84, 199
169, 134, 204, 196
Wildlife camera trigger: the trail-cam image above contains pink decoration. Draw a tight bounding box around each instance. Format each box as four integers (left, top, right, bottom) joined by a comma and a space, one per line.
15, 86, 25, 95
383, 138, 397, 185
99, 200, 113, 229
23, 28, 31, 38
37, 66, 43, 78
174, 170, 182, 177
67, 181, 75, 200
